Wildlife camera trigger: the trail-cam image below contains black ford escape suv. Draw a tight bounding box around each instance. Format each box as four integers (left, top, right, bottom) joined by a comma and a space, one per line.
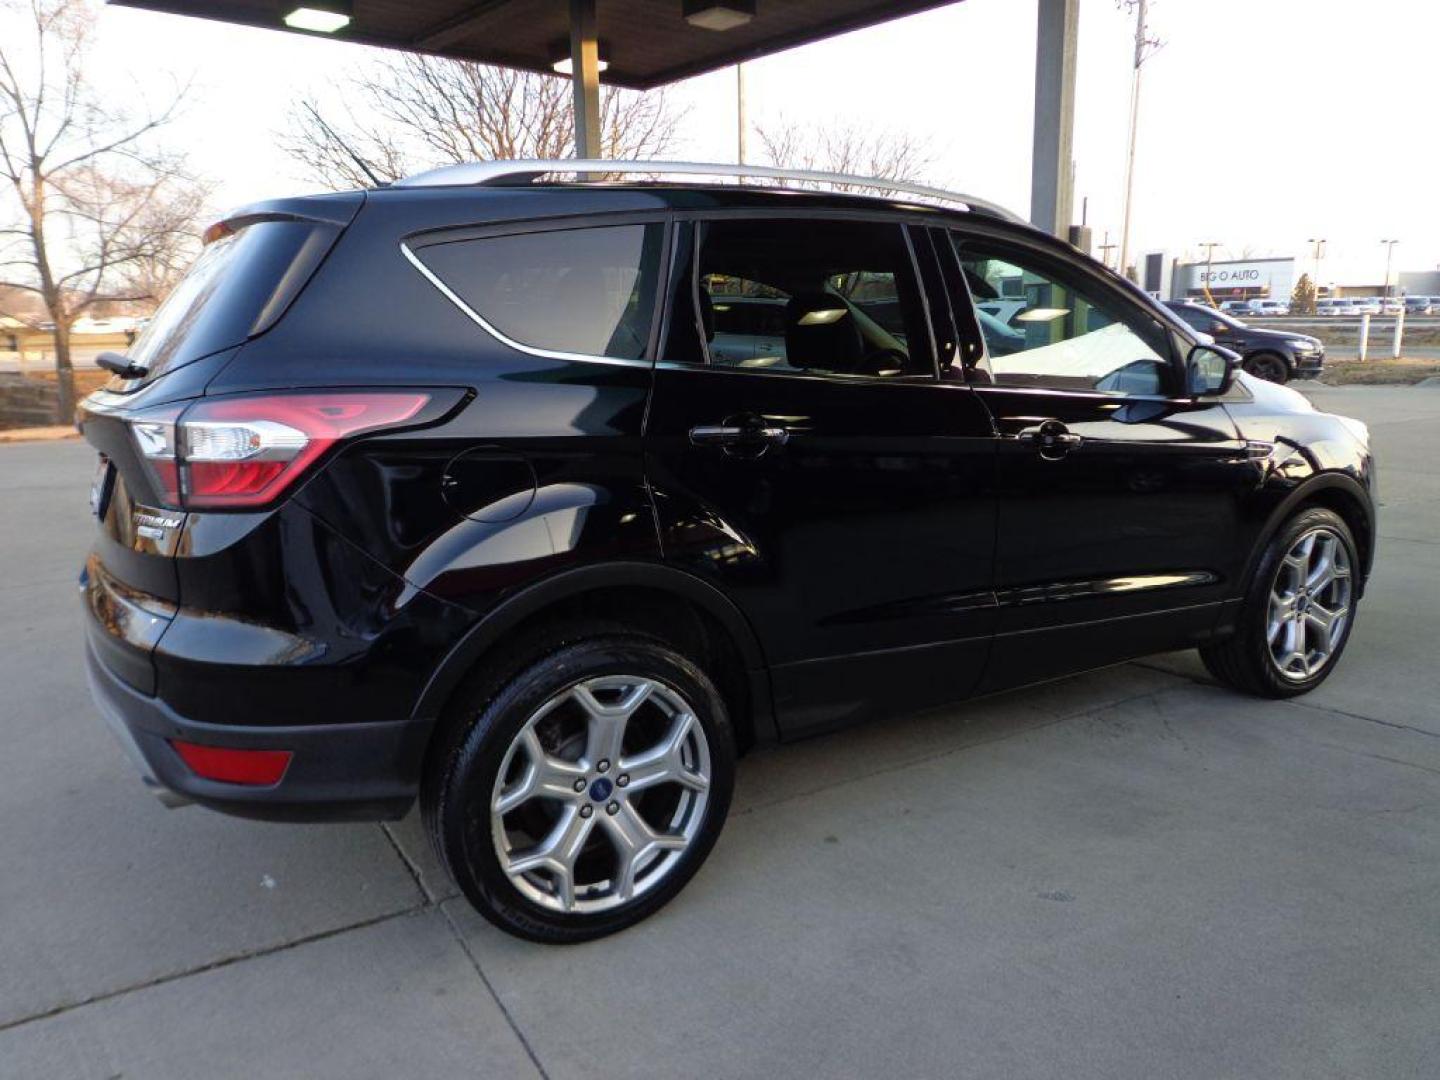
1164, 300, 1325, 384
79, 161, 1376, 942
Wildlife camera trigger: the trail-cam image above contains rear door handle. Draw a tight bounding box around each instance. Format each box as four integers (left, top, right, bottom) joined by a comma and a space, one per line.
1016, 420, 1082, 460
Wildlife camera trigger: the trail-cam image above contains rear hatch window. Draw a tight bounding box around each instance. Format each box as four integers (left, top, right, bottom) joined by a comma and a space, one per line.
113, 194, 363, 390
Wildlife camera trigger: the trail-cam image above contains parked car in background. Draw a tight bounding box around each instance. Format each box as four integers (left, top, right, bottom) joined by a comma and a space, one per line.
76, 160, 1374, 942
1317, 298, 1356, 316
1352, 298, 1382, 315
1377, 297, 1404, 315
1405, 297, 1433, 314
1220, 300, 1251, 316
1255, 299, 1289, 317
1164, 300, 1324, 383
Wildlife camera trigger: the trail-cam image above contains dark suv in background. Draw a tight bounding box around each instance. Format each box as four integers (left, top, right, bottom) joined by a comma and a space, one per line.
1165, 300, 1324, 383
80, 161, 1375, 942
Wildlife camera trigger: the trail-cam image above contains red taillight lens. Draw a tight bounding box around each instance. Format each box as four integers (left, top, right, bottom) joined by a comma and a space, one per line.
129, 392, 429, 510
171, 740, 292, 786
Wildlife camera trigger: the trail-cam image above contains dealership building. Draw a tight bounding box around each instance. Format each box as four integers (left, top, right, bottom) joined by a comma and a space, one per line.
1156, 256, 1440, 304
1169, 257, 1297, 303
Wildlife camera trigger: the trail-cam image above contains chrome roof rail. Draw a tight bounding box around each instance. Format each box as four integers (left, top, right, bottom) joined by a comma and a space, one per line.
394, 159, 1022, 222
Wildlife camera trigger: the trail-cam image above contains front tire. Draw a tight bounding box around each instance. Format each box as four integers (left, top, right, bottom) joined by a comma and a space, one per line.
1200, 507, 1358, 697
423, 630, 735, 943
1244, 351, 1290, 384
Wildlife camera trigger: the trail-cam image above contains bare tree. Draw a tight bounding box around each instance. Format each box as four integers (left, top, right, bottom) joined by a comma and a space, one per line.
0, 0, 205, 418
115, 179, 208, 307
755, 120, 933, 191
282, 55, 685, 190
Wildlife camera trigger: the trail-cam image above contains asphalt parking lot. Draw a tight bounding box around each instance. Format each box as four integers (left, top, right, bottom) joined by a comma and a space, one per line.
2, 384, 1437, 1079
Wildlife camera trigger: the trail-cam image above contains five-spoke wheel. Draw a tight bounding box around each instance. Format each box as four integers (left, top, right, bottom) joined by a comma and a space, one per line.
491, 676, 711, 914
423, 630, 734, 943
1266, 527, 1352, 681
1201, 507, 1361, 697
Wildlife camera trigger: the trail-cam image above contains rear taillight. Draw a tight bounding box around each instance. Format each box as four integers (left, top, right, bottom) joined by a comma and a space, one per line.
130, 405, 185, 506
129, 392, 430, 510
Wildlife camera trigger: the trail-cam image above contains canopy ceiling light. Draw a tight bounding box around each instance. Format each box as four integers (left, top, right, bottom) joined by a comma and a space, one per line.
550, 40, 611, 75
683, 0, 756, 32
282, 0, 351, 33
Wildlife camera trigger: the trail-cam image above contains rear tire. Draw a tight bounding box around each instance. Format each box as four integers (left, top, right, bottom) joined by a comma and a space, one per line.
1200, 507, 1359, 697
422, 627, 735, 943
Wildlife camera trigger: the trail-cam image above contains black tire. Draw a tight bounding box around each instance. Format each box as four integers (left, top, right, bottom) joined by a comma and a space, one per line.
1200, 507, 1359, 698
1244, 351, 1290, 384
422, 626, 735, 943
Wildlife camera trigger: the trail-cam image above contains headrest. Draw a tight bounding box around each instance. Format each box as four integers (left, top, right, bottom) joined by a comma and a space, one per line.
784, 292, 864, 372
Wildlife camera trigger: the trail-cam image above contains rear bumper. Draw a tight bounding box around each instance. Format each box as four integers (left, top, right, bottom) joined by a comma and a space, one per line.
85, 638, 426, 822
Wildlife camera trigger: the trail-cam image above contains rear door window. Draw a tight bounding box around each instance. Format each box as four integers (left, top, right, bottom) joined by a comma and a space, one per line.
670, 217, 935, 378
413, 223, 666, 361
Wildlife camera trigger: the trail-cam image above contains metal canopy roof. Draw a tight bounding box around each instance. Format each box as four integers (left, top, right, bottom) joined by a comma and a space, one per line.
107, 0, 962, 89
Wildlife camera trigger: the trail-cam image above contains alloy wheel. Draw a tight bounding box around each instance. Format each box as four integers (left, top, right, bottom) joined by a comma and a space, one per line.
489, 675, 711, 914
1267, 526, 1353, 681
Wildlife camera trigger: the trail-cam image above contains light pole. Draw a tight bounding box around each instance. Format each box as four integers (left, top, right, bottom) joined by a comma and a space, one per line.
1307, 237, 1326, 286
1381, 239, 1399, 300
1305, 238, 1326, 314
1199, 241, 1223, 306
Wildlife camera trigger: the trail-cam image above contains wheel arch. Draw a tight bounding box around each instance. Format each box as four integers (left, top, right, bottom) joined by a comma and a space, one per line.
1244, 472, 1376, 598
411, 561, 777, 752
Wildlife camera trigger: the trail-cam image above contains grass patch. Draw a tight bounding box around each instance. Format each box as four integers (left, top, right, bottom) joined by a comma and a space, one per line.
1321, 358, 1440, 385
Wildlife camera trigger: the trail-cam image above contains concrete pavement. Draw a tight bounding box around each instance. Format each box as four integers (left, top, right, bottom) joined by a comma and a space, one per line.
1, 385, 1436, 1079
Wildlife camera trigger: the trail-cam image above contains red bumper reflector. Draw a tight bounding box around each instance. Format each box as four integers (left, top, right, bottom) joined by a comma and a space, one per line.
171, 741, 292, 786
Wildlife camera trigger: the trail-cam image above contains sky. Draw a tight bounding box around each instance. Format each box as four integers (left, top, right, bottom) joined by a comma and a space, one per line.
80, 0, 1440, 288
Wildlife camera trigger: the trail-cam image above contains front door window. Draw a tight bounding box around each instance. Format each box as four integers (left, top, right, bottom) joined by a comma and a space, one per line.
957, 241, 1174, 396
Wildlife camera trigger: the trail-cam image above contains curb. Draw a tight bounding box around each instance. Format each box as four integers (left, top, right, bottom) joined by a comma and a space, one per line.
0, 425, 80, 444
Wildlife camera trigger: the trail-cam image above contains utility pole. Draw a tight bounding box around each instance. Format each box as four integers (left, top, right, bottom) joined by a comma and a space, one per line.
1118, 0, 1160, 279
1098, 231, 1116, 270
736, 62, 747, 166
1381, 239, 1399, 300
1200, 240, 1223, 306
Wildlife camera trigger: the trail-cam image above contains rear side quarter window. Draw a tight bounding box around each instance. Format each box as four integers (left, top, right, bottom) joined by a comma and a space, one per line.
411, 223, 666, 361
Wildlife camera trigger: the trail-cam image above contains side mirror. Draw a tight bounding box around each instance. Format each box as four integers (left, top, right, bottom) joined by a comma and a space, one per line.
1212, 321, 1228, 335
1186, 344, 1237, 397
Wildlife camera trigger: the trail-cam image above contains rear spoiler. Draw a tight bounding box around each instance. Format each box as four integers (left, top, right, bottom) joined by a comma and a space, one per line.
203, 191, 365, 246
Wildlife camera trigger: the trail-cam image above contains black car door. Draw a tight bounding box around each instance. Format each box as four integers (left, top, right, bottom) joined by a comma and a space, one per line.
941, 226, 1258, 692
645, 213, 998, 737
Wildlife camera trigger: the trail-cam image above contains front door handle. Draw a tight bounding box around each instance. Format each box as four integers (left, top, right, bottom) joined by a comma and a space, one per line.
689, 422, 790, 451
1017, 419, 1082, 461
